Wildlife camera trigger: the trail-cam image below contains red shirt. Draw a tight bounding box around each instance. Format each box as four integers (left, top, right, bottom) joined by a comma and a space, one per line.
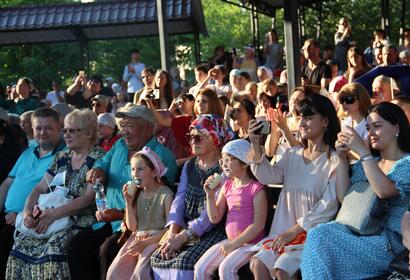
100, 134, 121, 152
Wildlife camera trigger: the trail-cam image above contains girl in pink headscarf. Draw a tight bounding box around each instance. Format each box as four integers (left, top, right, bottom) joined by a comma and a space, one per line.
106, 147, 174, 280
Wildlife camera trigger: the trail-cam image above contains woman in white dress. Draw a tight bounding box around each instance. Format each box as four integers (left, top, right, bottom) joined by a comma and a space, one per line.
248, 93, 341, 280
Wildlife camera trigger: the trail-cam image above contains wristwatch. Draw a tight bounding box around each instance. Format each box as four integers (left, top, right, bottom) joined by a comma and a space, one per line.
184, 228, 195, 240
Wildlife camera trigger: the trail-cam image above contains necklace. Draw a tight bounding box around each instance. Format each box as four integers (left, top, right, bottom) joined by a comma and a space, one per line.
144, 200, 152, 211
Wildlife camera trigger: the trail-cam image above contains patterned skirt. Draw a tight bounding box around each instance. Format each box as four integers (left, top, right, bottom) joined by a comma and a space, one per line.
6, 227, 80, 280
151, 227, 226, 271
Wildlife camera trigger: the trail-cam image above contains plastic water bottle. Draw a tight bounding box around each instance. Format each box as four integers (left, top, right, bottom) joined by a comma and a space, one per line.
93, 178, 107, 212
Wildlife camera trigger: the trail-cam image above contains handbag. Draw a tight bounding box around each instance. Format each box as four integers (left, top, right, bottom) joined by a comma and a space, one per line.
14, 186, 75, 239
335, 181, 387, 236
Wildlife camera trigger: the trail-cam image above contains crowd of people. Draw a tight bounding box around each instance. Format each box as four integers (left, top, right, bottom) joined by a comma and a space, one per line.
0, 19, 410, 280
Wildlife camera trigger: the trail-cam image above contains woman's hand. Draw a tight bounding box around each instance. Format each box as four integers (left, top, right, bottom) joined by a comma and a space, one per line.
335, 132, 351, 159
126, 239, 147, 256
272, 230, 298, 252
337, 127, 370, 157
248, 119, 263, 144
35, 208, 56, 234
95, 208, 124, 222
23, 209, 38, 229
220, 240, 237, 256
267, 108, 287, 130
159, 232, 188, 260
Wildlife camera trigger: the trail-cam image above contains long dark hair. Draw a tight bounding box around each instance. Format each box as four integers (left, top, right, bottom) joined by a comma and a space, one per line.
367, 102, 410, 156
156, 70, 174, 107
296, 94, 340, 158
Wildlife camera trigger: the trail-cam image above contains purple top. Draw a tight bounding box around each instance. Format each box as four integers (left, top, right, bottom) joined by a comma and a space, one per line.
166, 161, 215, 237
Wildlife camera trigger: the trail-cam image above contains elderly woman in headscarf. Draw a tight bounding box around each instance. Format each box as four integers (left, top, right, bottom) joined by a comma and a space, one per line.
150, 114, 233, 280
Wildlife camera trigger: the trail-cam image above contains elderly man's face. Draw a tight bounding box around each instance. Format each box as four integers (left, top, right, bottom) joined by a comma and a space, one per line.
372, 80, 392, 104
119, 117, 153, 151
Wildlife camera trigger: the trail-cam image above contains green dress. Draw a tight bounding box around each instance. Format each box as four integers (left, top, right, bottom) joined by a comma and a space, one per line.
6, 146, 105, 280
0, 97, 39, 115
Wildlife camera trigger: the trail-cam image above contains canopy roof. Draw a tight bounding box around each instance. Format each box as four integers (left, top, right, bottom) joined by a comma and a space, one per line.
0, 0, 207, 45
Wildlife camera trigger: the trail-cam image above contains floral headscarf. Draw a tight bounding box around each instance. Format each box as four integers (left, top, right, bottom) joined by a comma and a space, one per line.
189, 114, 234, 149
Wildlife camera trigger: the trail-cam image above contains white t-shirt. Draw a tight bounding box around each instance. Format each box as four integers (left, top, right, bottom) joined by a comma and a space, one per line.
46, 90, 64, 106
122, 62, 145, 93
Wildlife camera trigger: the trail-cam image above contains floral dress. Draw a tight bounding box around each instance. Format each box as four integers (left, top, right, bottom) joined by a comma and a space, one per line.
6, 146, 105, 280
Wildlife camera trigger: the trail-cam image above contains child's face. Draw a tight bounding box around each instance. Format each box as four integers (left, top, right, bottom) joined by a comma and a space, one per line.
130, 157, 157, 187
219, 153, 247, 177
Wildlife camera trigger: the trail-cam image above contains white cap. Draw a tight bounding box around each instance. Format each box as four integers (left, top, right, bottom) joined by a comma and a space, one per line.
98, 113, 116, 129
222, 139, 251, 165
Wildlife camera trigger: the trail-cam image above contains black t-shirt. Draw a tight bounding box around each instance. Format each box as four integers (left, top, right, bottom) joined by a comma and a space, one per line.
64, 91, 94, 108
302, 61, 331, 86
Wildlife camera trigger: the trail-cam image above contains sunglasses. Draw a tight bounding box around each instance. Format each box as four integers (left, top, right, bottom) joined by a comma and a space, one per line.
339, 95, 357, 105
63, 128, 82, 134
185, 133, 203, 144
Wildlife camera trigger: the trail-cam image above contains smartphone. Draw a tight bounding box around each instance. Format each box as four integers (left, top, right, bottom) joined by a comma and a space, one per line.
146, 89, 160, 99
341, 116, 353, 132
78, 70, 85, 77
255, 120, 271, 135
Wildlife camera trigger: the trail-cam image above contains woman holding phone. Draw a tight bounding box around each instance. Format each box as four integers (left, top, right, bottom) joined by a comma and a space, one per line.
248, 94, 340, 279
338, 83, 371, 140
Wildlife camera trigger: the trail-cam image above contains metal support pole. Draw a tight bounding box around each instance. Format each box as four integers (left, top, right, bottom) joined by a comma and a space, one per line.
284, 0, 301, 96
250, 3, 256, 48
157, 0, 170, 71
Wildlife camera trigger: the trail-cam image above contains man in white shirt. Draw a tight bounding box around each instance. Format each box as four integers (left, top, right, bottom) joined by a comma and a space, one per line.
122, 49, 145, 99
45, 81, 64, 106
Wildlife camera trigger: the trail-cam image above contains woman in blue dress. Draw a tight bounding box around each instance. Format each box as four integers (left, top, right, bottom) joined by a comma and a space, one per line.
301, 102, 410, 279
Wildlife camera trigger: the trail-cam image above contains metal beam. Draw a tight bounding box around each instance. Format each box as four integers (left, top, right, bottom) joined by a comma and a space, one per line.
71, 27, 89, 73
284, 0, 301, 96
157, 0, 170, 71
194, 30, 201, 65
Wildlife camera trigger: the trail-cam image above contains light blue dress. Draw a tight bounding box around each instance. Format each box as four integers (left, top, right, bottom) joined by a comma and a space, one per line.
301, 155, 410, 280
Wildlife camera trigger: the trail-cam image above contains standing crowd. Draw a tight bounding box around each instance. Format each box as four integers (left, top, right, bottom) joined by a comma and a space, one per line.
0, 20, 410, 280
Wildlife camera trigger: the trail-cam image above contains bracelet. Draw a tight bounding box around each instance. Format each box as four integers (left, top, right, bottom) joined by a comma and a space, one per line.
360, 154, 374, 162
184, 228, 194, 240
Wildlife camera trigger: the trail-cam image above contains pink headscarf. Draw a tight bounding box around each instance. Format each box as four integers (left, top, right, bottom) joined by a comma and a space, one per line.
135, 147, 168, 181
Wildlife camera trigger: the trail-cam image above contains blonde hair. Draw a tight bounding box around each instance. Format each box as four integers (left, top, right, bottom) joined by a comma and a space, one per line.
64, 109, 98, 145
339, 83, 371, 116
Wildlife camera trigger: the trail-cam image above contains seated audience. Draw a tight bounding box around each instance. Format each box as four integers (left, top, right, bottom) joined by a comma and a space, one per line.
0, 77, 39, 115
133, 68, 156, 104
229, 99, 255, 140
150, 114, 233, 280
6, 108, 104, 279
301, 102, 410, 279
189, 64, 209, 98
344, 47, 372, 83
233, 46, 258, 81
97, 113, 121, 152
65, 105, 177, 280
248, 94, 340, 279
372, 75, 400, 104
195, 139, 267, 279
0, 108, 64, 279
107, 148, 173, 280
19, 110, 35, 147
66, 74, 106, 109
45, 81, 64, 106
92, 95, 111, 116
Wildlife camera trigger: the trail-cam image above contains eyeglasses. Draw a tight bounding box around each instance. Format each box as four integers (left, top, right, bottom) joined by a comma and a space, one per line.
120, 124, 137, 131
92, 102, 101, 107
186, 134, 204, 144
63, 128, 82, 134
219, 156, 236, 166
339, 95, 357, 105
